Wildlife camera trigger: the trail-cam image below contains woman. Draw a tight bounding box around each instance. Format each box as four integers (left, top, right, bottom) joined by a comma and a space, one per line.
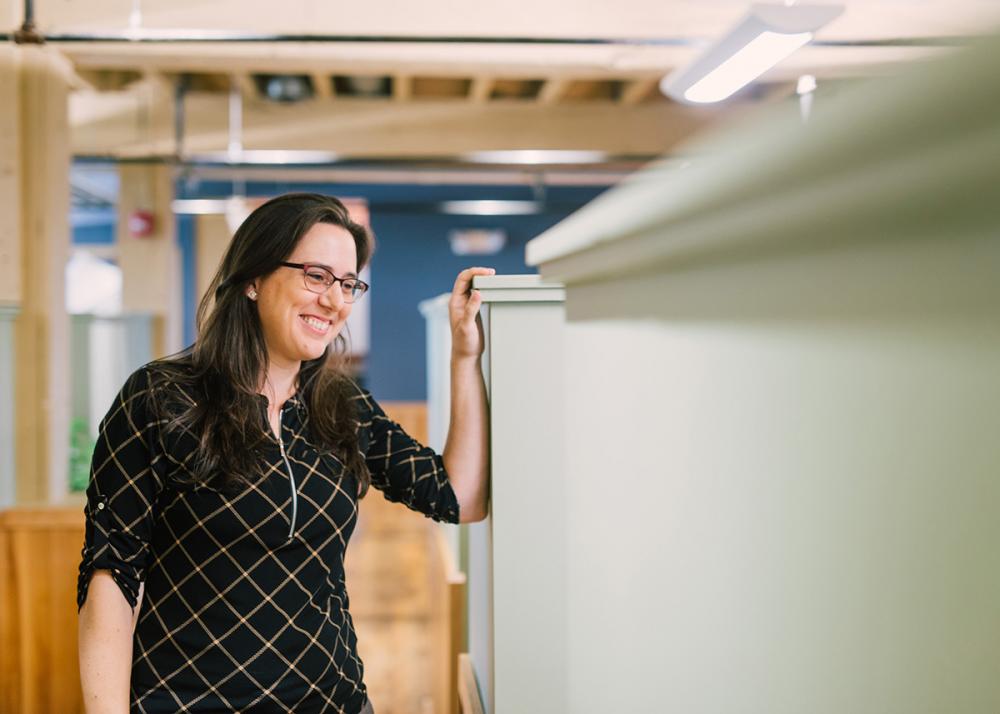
77, 193, 492, 713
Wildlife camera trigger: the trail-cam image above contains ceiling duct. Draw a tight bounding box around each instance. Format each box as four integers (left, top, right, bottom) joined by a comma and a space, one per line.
257, 74, 314, 102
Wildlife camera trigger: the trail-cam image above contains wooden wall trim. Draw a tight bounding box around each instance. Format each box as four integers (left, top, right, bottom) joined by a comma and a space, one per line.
458, 653, 485, 714
0, 525, 21, 714
0, 505, 84, 529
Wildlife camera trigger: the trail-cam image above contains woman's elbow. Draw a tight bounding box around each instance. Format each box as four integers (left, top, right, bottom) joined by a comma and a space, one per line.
458, 500, 489, 524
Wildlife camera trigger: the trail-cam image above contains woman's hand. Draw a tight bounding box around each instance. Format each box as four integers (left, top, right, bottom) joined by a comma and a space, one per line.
449, 267, 495, 361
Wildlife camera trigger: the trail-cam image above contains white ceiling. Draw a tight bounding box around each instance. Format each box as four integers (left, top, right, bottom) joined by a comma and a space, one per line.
23, 0, 1000, 41
12, 0, 999, 160
29, 0, 1000, 89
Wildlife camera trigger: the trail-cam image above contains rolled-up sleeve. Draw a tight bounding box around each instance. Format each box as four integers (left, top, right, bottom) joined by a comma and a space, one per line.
77, 367, 164, 612
354, 385, 460, 524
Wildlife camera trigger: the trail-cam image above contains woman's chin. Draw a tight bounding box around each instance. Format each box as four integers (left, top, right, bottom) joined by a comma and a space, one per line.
298, 345, 328, 361
297, 335, 337, 361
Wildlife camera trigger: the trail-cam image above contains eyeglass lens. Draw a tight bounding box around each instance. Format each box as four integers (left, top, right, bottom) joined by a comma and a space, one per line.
303, 267, 365, 302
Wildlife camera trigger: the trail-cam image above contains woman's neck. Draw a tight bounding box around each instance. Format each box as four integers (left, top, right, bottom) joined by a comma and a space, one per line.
260, 358, 300, 409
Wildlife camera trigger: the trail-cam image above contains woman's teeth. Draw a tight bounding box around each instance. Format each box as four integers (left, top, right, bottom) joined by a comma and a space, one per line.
301, 315, 330, 333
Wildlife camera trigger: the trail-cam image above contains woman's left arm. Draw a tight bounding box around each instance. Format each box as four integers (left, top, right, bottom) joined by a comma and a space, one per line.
443, 267, 495, 523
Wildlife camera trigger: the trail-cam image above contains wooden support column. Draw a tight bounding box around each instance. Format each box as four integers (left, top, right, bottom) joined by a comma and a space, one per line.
117, 163, 182, 357
0, 45, 22, 509
194, 212, 232, 314
6, 46, 73, 504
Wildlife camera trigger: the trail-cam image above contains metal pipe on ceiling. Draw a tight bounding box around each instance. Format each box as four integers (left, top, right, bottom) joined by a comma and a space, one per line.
76, 152, 657, 177
12, 0, 43, 43
73, 156, 649, 188
2, 27, 970, 48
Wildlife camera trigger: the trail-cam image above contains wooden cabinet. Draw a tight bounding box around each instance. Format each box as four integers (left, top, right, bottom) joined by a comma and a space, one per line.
0, 507, 86, 714
422, 275, 568, 714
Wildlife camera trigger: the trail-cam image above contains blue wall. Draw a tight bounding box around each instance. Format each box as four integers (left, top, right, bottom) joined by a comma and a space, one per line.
176, 214, 197, 347
72, 216, 116, 245
72, 175, 608, 400
366, 210, 575, 400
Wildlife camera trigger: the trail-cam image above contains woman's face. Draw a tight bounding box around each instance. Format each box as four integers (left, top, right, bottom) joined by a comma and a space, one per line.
252, 222, 358, 371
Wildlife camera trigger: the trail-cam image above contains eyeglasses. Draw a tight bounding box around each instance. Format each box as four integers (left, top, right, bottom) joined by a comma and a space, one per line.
279, 262, 370, 303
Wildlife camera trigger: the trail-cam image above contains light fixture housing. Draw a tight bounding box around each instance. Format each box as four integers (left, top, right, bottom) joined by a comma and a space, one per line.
660, 3, 843, 105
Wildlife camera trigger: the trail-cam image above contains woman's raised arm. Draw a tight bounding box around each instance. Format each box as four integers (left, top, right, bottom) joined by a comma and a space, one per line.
443, 267, 494, 523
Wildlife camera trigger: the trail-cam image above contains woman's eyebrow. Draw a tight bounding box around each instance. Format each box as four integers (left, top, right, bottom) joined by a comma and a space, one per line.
309, 262, 358, 278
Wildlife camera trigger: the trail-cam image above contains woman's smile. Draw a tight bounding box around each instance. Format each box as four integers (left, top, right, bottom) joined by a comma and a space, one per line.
300, 313, 333, 335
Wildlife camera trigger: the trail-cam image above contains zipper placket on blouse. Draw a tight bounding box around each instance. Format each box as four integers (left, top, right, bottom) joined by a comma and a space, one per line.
276, 404, 298, 540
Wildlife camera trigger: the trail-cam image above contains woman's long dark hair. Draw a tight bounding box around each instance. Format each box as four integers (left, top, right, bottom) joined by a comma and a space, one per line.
149, 193, 375, 496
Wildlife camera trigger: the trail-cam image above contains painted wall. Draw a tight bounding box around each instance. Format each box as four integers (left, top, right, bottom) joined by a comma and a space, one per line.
73, 174, 607, 400
72, 217, 116, 245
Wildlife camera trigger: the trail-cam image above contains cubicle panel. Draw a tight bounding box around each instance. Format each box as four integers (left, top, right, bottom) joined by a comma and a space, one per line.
419, 294, 464, 584
424, 276, 567, 714
487, 300, 567, 714
467, 301, 492, 714
466, 513, 493, 714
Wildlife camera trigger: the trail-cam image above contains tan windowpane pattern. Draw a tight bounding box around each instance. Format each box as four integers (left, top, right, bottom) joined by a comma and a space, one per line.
78, 362, 458, 713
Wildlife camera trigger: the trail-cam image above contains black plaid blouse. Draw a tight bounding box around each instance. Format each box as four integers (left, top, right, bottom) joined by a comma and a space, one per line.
77, 362, 460, 713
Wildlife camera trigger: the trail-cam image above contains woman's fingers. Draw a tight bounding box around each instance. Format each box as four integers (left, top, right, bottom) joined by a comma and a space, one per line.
451, 267, 495, 326
450, 269, 491, 357
463, 289, 483, 322
452, 267, 495, 299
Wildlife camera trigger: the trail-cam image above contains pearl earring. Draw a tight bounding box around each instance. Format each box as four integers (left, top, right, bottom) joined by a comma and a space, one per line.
248, 289, 258, 300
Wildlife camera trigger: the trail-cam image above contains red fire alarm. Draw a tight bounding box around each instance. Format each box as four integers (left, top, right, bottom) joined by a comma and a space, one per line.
127, 210, 156, 238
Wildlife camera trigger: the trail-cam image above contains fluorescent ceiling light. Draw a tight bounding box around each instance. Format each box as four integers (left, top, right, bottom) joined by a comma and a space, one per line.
463, 150, 609, 165
191, 149, 341, 165
171, 199, 230, 215
660, 3, 843, 105
172, 198, 256, 232
682, 31, 812, 103
441, 200, 542, 215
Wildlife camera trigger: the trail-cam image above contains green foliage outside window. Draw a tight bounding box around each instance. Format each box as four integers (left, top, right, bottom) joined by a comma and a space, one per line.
69, 417, 95, 492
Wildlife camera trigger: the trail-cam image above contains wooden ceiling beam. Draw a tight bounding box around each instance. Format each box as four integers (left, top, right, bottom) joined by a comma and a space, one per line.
620, 78, 659, 105
311, 73, 334, 99
70, 91, 723, 159
538, 78, 571, 105
54, 40, 935, 87
232, 73, 258, 100
392, 74, 412, 101
468, 76, 495, 103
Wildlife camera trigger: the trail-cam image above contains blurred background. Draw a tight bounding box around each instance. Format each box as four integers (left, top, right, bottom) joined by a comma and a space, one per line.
1, 1, 999, 713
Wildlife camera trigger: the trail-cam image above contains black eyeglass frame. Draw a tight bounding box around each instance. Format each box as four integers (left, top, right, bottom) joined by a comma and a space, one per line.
279, 261, 370, 302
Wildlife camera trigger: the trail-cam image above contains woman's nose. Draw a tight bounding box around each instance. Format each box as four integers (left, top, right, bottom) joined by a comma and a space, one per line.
318, 282, 344, 308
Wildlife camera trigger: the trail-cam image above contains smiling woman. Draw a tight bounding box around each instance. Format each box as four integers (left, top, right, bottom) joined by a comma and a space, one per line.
75, 193, 492, 714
